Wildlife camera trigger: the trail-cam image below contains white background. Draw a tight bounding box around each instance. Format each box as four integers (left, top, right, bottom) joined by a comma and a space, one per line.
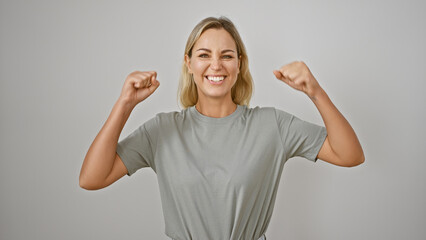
1, 0, 425, 239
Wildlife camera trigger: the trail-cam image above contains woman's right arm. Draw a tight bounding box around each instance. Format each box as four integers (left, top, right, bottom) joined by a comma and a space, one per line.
79, 71, 160, 190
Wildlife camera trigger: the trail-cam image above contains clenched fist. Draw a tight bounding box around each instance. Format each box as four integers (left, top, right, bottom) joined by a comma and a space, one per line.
273, 61, 322, 99
119, 71, 160, 108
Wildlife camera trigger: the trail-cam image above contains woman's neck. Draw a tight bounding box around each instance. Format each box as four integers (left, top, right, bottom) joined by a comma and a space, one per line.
195, 98, 237, 118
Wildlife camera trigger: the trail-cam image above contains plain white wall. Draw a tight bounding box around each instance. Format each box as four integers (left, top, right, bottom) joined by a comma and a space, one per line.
1, 0, 425, 239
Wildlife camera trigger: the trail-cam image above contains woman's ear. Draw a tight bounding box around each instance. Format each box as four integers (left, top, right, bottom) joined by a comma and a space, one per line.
185, 54, 192, 74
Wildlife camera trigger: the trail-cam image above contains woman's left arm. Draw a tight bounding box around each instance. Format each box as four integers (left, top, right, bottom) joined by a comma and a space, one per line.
273, 61, 365, 167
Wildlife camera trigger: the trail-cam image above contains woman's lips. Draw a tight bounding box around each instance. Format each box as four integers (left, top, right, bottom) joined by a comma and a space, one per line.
205, 75, 226, 85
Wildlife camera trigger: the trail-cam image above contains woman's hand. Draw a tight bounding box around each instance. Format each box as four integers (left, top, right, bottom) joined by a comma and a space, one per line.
118, 71, 160, 108
274, 61, 365, 167
273, 61, 322, 99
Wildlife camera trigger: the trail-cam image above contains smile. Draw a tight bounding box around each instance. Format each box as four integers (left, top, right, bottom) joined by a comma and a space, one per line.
205, 75, 226, 84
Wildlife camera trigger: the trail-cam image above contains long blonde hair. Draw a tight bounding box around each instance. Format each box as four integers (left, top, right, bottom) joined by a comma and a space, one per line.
178, 16, 254, 109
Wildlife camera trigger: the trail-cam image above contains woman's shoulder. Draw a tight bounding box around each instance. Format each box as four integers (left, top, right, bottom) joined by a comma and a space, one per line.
244, 105, 290, 117
240, 105, 292, 123
150, 108, 187, 121
137, 108, 187, 133
245, 105, 275, 113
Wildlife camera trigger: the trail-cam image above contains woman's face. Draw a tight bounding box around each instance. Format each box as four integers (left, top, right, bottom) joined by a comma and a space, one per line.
185, 28, 240, 102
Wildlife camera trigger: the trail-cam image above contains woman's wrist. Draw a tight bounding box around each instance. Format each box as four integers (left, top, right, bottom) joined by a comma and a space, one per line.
308, 87, 326, 102
116, 97, 136, 111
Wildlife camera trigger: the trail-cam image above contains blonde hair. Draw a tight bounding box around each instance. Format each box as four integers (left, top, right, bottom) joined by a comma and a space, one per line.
178, 16, 254, 109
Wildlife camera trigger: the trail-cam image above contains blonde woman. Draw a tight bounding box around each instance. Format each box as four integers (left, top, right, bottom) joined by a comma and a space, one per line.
79, 16, 364, 240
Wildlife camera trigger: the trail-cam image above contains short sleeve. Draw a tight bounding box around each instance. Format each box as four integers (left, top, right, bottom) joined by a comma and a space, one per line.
274, 108, 327, 162
116, 120, 155, 176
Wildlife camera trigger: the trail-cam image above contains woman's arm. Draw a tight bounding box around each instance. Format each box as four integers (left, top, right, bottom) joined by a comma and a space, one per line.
79, 71, 160, 190
273, 61, 364, 167
311, 89, 364, 167
79, 99, 133, 190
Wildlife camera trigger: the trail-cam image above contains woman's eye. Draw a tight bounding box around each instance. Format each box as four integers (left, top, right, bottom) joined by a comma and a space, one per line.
198, 54, 233, 59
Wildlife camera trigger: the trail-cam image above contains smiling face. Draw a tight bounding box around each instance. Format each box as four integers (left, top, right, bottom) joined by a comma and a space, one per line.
185, 28, 241, 103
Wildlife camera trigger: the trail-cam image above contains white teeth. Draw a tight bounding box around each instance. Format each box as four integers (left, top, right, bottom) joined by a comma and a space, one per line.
206, 76, 225, 82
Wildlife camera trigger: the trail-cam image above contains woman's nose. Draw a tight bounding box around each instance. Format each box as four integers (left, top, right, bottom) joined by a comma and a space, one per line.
210, 58, 222, 70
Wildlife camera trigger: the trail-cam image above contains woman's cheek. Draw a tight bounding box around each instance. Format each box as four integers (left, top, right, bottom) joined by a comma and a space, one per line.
192, 60, 207, 73
226, 62, 239, 76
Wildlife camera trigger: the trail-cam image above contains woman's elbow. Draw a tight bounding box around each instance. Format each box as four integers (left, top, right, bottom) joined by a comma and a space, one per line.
345, 153, 365, 167
79, 175, 103, 191
79, 177, 92, 190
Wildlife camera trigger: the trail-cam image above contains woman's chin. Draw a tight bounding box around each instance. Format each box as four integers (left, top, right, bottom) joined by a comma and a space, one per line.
200, 90, 230, 100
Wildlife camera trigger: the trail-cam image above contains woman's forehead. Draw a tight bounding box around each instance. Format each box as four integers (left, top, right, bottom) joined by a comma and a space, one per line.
194, 28, 237, 51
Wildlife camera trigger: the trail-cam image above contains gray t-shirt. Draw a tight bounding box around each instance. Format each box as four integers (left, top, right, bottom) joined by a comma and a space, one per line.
116, 105, 327, 240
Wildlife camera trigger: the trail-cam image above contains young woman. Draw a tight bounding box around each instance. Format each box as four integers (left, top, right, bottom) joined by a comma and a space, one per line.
79, 16, 364, 240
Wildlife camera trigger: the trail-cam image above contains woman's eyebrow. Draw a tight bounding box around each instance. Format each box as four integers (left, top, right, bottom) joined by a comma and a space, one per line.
196, 48, 235, 53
